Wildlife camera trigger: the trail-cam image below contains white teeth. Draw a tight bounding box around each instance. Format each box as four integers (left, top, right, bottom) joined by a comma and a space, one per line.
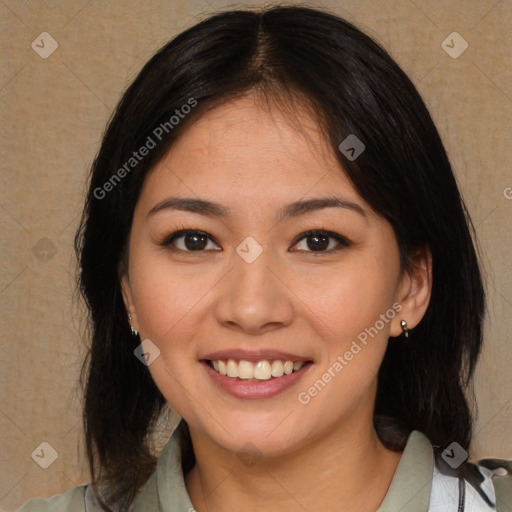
238, 360, 254, 379
271, 360, 284, 377
218, 360, 227, 375
253, 360, 272, 380
226, 359, 238, 377
210, 358, 307, 380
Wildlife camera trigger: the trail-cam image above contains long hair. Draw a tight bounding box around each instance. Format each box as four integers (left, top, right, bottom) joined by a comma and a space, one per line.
75, 6, 485, 510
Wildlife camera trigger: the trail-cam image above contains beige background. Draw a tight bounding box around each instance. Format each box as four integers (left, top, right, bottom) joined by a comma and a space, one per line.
0, 0, 511, 509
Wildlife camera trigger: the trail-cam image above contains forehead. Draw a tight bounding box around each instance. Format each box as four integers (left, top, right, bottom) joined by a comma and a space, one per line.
138, 93, 369, 217
169, 93, 335, 174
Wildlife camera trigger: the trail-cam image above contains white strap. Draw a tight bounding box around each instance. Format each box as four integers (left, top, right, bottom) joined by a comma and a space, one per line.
429, 462, 497, 511
429, 463, 461, 511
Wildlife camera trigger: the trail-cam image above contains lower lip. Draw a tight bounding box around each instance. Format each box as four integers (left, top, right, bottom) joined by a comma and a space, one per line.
202, 361, 312, 399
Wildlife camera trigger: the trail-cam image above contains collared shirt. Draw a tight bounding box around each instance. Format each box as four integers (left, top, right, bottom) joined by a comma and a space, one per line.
17, 428, 512, 511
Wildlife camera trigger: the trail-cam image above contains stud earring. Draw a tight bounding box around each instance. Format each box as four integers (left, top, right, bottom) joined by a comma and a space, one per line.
128, 313, 139, 336
400, 320, 410, 338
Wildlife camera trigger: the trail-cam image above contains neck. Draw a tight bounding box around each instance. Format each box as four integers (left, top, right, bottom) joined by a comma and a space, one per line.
184, 420, 403, 512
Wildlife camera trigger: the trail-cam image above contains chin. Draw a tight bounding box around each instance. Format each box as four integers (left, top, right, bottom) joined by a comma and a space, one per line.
197, 412, 311, 457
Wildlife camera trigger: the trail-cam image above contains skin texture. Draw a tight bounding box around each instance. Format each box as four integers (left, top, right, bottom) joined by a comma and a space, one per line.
121, 93, 432, 512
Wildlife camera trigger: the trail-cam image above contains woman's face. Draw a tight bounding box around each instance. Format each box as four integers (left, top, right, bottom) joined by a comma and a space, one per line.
121, 93, 427, 457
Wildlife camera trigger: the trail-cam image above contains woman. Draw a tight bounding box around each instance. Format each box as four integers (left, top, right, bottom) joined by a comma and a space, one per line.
19, 5, 511, 512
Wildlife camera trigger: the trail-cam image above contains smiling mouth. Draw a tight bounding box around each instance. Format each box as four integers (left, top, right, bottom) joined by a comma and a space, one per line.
205, 358, 313, 381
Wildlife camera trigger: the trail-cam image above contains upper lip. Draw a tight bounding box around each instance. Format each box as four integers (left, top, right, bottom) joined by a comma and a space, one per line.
201, 349, 312, 363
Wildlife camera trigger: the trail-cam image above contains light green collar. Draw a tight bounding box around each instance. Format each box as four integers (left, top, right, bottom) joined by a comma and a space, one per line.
133, 425, 195, 511
377, 430, 434, 512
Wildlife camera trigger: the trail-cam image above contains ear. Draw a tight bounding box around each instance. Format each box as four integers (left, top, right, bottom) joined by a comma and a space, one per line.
120, 269, 139, 333
390, 246, 432, 337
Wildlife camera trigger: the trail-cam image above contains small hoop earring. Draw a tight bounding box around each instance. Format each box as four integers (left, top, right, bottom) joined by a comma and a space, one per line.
128, 313, 139, 336
400, 320, 410, 338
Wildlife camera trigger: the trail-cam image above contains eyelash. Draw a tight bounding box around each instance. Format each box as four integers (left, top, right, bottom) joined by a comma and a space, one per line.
159, 225, 351, 254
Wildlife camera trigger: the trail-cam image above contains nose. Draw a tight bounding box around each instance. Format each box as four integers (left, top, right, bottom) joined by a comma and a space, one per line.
214, 247, 295, 335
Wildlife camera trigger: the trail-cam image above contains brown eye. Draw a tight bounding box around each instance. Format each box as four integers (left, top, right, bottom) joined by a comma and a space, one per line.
291, 230, 350, 253
305, 233, 330, 251
165, 230, 221, 252
183, 233, 208, 250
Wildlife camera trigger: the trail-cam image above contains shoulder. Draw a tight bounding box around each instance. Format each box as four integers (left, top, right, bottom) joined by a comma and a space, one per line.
494, 475, 512, 511
431, 446, 512, 511
17, 485, 87, 512
390, 431, 511, 511
479, 458, 512, 511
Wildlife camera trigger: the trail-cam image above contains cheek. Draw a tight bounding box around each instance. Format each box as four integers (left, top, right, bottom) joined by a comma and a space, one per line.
292, 258, 399, 346
293, 268, 396, 424
292, 255, 400, 409
129, 255, 216, 341
129, 258, 206, 416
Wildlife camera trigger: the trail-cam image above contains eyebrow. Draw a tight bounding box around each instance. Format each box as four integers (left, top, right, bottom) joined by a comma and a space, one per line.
147, 196, 367, 221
